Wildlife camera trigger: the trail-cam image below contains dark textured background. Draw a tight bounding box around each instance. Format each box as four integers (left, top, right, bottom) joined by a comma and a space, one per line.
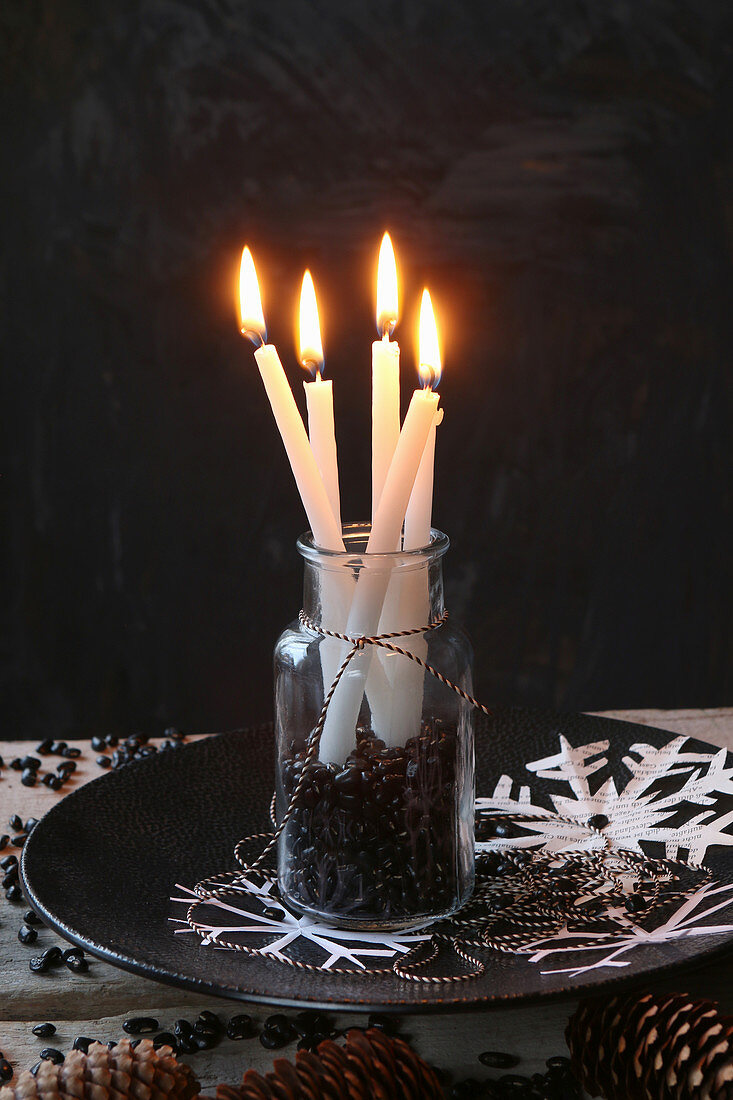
2, 1, 732, 738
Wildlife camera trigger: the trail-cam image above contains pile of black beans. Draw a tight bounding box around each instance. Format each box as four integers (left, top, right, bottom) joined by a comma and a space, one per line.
450, 1053, 581, 1099
279, 724, 460, 922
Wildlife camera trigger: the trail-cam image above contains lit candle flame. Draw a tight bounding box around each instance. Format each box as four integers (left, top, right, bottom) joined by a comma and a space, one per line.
418, 288, 441, 389
299, 269, 324, 377
239, 246, 267, 346
376, 231, 398, 338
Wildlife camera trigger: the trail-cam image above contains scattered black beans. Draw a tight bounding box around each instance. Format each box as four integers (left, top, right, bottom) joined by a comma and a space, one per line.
130, 1039, 142, 1050
226, 1014, 257, 1040
9, 814, 22, 832
164, 727, 184, 740
29, 1063, 41, 1077
10, 759, 23, 771
62, 947, 84, 961
91, 736, 106, 752
21, 757, 41, 772
36, 739, 54, 755
57, 761, 76, 775
21, 769, 37, 787
66, 955, 88, 973
587, 814, 609, 831
153, 1033, 177, 1052
0, 756, 4, 769
0, 1059, 13, 1083
625, 892, 648, 913
25, 819, 39, 832
62, 747, 81, 759
24, 909, 43, 926
12, 835, 27, 847
6, 883, 22, 902
546, 1056, 570, 1070
39, 1049, 64, 1064
32, 1023, 56, 1037
176, 1036, 197, 1056
105, 735, 119, 747
1, 855, 18, 871
174, 1019, 193, 1039
50, 742, 67, 755
72, 1037, 94, 1053
40, 947, 63, 966
498, 1074, 531, 1091
18, 924, 38, 945
259, 1031, 289, 1050
0, 835, 8, 851
44, 775, 63, 790
123, 1016, 159, 1035
2, 867, 18, 888
479, 1051, 520, 1069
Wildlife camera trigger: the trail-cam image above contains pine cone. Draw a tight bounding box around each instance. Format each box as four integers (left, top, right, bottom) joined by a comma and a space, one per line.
566, 991, 733, 1100
0, 1040, 199, 1100
206, 1028, 443, 1100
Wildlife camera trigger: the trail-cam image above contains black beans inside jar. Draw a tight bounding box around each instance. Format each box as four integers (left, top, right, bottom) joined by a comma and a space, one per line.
278, 722, 463, 923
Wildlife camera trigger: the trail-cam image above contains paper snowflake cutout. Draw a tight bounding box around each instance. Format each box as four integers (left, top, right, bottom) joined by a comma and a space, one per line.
171, 881, 430, 972
477, 733, 733, 863
524, 879, 733, 978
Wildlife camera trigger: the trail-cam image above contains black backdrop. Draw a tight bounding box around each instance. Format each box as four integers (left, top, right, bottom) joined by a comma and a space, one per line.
3, 1, 732, 739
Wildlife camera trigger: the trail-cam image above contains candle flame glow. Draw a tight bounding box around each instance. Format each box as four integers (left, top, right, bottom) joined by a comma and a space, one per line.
418, 288, 441, 389
239, 246, 267, 345
299, 269, 324, 376
376, 231, 398, 338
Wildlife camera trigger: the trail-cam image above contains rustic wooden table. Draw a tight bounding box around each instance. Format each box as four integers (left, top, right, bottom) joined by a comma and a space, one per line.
1, 709, 732, 1095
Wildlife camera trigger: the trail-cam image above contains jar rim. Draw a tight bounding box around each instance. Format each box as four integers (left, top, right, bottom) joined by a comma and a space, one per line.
297, 522, 449, 565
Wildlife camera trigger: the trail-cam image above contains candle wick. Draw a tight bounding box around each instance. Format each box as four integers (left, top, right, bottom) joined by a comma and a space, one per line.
241, 326, 265, 349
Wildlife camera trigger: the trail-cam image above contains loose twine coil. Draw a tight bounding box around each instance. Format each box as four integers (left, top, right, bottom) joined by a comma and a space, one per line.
184, 612, 709, 983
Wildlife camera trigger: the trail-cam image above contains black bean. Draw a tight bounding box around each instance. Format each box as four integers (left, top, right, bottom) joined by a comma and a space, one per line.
107, 1041, 116, 1049
24, 909, 43, 926
6, 884, 22, 902
129, 1039, 142, 1050
367, 1013, 399, 1035
50, 742, 67, 755
173, 1019, 193, 1038
21, 769, 37, 787
1, 855, 17, 871
46, 775, 63, 790
36, 739, 54, 755
32, 1023, 56, 1037
194, 1033, 217, 1050
0, 1059, 13, 1083
21, 758, 41, 771
12, 835, 27, 847
479, 1051, 520, 1069
625, 892, 648, 913
226, 1014, 256, 1040
587, 814, 609, 831
72, 1037, 93, 1053
193, 1021, 217, 1038
57, 761, 76, 774
0, 757, 3, 769
259, 1030, 289, 1050
18, 925, 38, 945
10, 759, 23, 771
62, 947, 84, 960
9, 814, 22, 832
91, 737, 106, 752
153, 1032, 177, 1051
498, 1074, 531, 1090
0, 835, 8, 851
96, 756, 112, 769
29, 1063, 41, 1077
40, 1049, 64, 1064
62, 747, 82, 759
66, 955, 88, 973
105, 734, 119, 747
176, 1036, 197, 1055
2, 869, 18, 889
546, 1056, 570, 1070
123, 1016, 159, 1035
198, 1010, 223, 1033
41, 947, 63, 965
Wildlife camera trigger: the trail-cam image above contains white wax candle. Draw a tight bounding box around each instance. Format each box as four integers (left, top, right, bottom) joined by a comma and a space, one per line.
371, 337, 400, 522
318, 387, 440, 763
404, 407, 443, 550
304, 375, 341, 529
254, 344, 344, 552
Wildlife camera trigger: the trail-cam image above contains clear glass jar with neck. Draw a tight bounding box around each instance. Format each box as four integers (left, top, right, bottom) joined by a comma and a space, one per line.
274, 523, 475, 930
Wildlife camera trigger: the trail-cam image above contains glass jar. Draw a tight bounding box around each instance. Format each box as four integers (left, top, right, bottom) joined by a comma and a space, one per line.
274, 523, 475, 930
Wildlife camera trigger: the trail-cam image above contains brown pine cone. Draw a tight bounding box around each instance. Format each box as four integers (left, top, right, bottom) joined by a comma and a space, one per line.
0, 1040, 199, 1100
206, 1028, 442, 1100
566, 991, 733, 1100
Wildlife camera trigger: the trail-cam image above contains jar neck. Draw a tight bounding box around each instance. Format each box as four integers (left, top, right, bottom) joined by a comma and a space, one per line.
299, 524, 448, 632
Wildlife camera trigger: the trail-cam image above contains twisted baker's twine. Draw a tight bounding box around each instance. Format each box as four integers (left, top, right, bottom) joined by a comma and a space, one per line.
186, 609, 492, 982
